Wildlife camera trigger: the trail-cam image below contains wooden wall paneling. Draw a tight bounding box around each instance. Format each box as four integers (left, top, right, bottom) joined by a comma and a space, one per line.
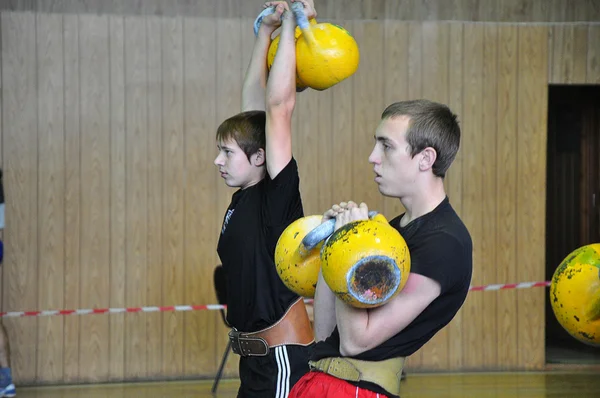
516, 25, 548, 370
62, 12, 81, 383
182, 15, 219, 377
108, 14, 126, 381
587, 26, 600, 83
216, 0, 239, 19
384, 0, 421, 21
404, 21, 424, 370
419, 21, 450, 371
329, 21, 355, 210
351, 20, 385, 214
496, 24, 519, 369
294, 75, 321, 216
145, 15, 165, 379
550, 25, 589, 84
5, 0, 600, 21
2, 11, 39, 384
481, 24, 498, 369
361, 0, 386, 20
36, 11, 65, 383
161, 15, 186, 377
445, 22, 465, 371
382, 20, 408, 219
333, 0, 363, 21
124, 14, 149, 379
461, 22, 485, 370
547, 0, 600, 23
79, 13, 111, 381
215, 17, 241, 378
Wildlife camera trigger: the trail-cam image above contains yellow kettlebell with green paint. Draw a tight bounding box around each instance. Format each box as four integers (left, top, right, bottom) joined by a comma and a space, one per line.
550, 243, 600, 346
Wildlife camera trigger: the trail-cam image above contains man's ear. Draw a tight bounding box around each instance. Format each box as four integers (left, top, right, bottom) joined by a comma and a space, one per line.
419, 147, 437, 171
251, 148, 265, 167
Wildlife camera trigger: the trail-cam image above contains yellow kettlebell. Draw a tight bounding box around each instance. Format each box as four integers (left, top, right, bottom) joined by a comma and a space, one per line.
295, 22, 360, 91
550, 243, 600, 346
274, 215, 324, 298
267, 16, 359, 91
319, 213, 410, 308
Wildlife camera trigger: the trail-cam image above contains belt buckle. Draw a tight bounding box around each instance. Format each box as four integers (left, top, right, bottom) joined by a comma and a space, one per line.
228, 328, 269, 357
308, 359, 323, 372
228, 328, 244, 356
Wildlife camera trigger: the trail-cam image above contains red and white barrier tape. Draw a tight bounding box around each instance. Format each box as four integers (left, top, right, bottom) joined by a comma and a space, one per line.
0, 280, 551, 318
468, 280, 550, 292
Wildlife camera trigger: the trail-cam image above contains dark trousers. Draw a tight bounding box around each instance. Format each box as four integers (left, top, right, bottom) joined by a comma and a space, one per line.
237, 343, 315, 398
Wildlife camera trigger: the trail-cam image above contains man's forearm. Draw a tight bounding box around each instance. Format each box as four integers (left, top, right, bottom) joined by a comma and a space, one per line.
313, 270, 337, 341
335, 297, 370, 355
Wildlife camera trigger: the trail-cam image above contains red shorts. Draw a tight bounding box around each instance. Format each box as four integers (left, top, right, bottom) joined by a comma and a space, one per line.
288, 371, 387, 398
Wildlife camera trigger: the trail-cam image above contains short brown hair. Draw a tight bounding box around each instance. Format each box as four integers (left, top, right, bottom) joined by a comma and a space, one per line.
216, 110, 266, 160
382, 100, 460, 178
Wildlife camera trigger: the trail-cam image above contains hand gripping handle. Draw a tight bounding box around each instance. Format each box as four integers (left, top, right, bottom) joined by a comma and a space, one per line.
300, 211, 379, 253
253, 6, 276, 36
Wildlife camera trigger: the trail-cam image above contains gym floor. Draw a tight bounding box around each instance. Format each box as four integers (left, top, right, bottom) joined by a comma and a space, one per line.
14, 371, 600, 397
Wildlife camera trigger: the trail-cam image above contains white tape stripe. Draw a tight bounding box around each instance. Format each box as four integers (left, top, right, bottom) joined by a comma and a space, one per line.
0, 281, 553, 318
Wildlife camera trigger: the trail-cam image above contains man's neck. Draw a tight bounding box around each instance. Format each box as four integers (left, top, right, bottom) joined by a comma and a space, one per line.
399, 179, 447, 227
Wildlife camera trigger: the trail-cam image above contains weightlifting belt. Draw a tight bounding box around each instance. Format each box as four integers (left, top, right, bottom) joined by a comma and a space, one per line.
228, 298, 314, 357
308, 356, 406, 397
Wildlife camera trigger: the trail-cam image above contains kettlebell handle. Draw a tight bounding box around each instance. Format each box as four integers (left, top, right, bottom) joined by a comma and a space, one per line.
253, 6, 276, 36
300, 210, 379, 253
253, 2, 310, 37
290, 2, 310, 30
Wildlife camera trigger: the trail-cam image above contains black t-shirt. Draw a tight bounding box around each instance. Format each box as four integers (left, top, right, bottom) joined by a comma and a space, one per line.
216, 158, 304, 333
310, 197, 473, 397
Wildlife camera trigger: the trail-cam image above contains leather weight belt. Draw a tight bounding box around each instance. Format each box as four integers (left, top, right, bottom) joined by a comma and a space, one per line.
308, 356, 406, 397
228, 298, 314, 357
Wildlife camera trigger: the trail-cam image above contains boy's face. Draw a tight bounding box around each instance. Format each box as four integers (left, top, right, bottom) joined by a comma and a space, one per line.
214, 138, 263, 189
368, 116, 421, 198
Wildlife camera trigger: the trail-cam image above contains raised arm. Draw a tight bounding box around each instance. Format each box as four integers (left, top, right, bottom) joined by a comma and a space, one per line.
264, 3, 296, 178
242, 2, 286, 112
265, 0, 315, 178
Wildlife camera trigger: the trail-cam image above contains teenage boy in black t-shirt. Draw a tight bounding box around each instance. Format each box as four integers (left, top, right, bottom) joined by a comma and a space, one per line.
214, 2, 317, 397
289, 100, 473, 398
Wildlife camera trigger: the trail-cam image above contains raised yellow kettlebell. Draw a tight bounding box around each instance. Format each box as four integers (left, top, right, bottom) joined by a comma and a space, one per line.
295, 22, 360, 91
265, 1, 360, 92
550, 243, 600, 346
